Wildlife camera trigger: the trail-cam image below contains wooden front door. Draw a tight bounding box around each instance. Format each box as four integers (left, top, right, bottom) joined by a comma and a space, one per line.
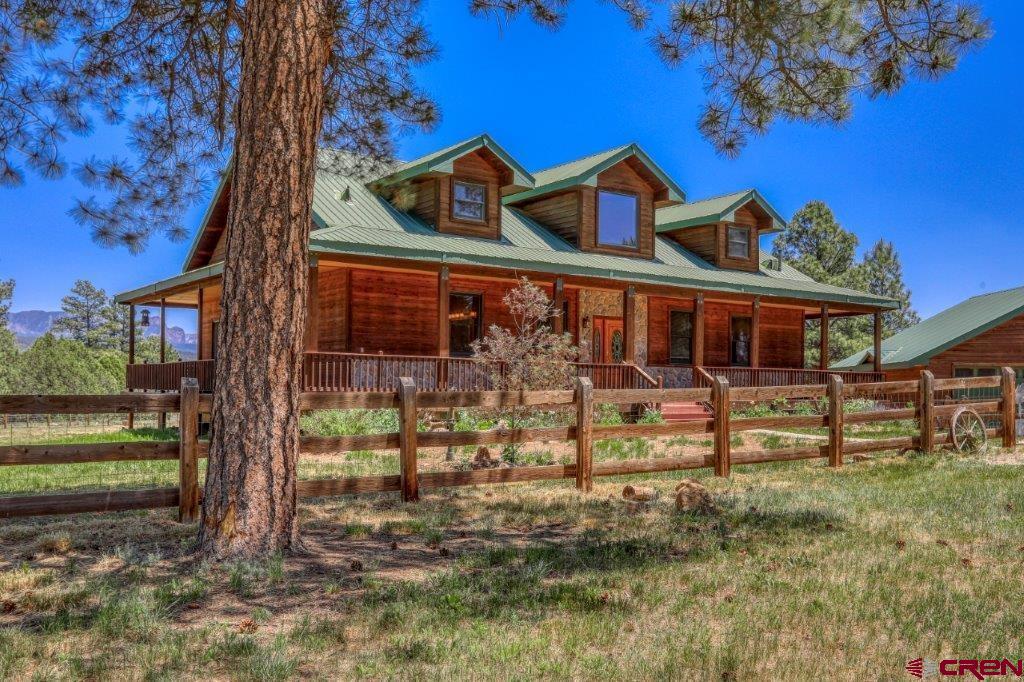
592, 317, 625, 364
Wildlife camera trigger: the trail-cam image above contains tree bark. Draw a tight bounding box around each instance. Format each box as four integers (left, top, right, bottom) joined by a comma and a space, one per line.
198, 0, 330, 559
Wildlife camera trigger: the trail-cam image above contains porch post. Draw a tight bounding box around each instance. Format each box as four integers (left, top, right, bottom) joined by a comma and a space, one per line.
750, 297, 761, 369
437, 266, 450, 357
819, 304, 829, 371
128, 303, 136, 365
305, 265, 319, 352
551, 277, 565, 335
196, 287, 204, 360
128, 303, 136, 430
873, 310, 883, 374
693, 292, 705, 368
622, 286, 635, 363
158, 298, 167, 429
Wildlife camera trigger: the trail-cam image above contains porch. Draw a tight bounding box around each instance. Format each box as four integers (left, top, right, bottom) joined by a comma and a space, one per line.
117, 259, 887, 394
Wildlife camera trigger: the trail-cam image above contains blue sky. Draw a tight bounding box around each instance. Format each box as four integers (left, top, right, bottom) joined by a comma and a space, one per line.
1, 1, 1021, 333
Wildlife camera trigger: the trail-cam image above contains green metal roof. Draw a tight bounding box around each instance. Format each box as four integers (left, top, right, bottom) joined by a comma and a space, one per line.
374, 134, 534, 190
656, 189, 786, 233
502, 143, 686, 205
114, 262, 225, 304
304, 166, 894, 308
833, 285, 1024, 370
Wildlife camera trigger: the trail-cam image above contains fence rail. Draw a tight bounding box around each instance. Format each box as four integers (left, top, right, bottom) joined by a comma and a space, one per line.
1, 369, 1017, 518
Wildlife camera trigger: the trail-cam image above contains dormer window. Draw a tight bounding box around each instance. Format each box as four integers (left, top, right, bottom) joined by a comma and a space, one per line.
597, 190, 640, 248
727, 225, 751, 259
452, 180, 486, 222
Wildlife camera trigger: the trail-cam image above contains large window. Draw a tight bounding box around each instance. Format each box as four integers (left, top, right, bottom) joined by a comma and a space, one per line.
669, 310, 693, 364
726, 225, 751, 259
449, 293, 483, 356
597, 190, 639, 248
452, 180, 486, 222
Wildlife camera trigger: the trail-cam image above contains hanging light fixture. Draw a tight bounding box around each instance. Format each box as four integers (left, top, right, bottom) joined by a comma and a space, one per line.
140, 309, 150, 327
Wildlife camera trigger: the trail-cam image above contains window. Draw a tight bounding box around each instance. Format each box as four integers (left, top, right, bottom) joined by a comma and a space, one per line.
449, 293, 482, 356
731, 315, 752, 367
597, 190, 639, 248
727, 225, 751, 259
452, 180, 486, 222
669, 310, 693, 364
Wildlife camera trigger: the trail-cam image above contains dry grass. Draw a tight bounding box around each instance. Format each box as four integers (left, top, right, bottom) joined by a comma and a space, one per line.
2, 445, 1023, 680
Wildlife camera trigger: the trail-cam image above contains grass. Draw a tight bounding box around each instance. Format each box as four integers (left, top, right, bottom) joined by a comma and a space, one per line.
1, 446, 1022, 679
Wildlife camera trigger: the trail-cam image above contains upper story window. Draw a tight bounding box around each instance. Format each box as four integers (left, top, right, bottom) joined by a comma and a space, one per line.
726, 225, 751, 259
452, 180, 486, 222
597, 190, 639, 248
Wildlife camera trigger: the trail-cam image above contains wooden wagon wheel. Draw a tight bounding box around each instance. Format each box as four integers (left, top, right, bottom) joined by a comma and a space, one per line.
948, 407, 988, 454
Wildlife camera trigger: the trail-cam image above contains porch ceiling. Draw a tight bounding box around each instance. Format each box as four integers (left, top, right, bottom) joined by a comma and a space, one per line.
113, 262, 223, 306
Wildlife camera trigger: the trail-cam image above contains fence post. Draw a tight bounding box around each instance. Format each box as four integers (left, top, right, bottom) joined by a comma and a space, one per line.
827, 374, 844, 467
178, 377, 200, 523
919, 370, 935, 453
712, 376, 731, 477
575, 376, 594, 492
1002, 367, 1017, 449
398, 377, 419, 502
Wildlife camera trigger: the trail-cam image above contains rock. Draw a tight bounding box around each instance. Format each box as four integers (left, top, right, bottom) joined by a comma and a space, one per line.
674, 479, 716, 513
472, 446, 497, 469
622, 485, 657, 502
852, 454, 870, 462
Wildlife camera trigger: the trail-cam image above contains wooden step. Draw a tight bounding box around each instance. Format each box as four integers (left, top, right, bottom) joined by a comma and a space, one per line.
659, 401, 711, 422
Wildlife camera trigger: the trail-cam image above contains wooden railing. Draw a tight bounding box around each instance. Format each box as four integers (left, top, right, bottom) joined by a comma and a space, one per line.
128, 354, 660, 393
693, 366, 884, 389
3, 370, 1016, 518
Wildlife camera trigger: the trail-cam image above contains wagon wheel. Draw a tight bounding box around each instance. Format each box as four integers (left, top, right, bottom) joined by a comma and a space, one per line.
948, 407, 988, 454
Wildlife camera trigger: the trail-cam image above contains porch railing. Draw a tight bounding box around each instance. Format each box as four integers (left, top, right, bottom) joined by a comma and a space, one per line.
691, 366, 884, 389
126, 353, 660, 393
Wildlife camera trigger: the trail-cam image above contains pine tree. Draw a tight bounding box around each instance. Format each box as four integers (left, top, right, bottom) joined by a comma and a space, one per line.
0, 0, 989, 557
51, 280, 109, 348
774, 201, 920, 366
0, 279, 18, 393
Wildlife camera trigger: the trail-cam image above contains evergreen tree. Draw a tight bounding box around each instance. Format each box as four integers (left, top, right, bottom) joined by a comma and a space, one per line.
0, 279, 18, 393
775, 202, 919, 366
51, 280, 109, 348
0, 0, 989, 557
13, 334, 123, 394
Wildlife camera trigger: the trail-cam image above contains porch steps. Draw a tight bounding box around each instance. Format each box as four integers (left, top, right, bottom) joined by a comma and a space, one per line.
659, 402, 712, 422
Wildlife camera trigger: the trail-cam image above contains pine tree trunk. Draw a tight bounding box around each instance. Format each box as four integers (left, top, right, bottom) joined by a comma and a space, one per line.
198, 0, 330, 559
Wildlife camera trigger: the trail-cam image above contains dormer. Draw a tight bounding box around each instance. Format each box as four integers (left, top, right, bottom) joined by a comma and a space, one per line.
372, 134, 534, 240
505, 144, 685, 260
655, 189, 785, 272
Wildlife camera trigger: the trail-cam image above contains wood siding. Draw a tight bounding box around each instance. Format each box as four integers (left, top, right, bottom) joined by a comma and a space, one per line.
668, 225, 717, 264
580, 161, 656, 259
438, 151, 503, 240
199, 284, 221, 360
664, 204, 764, 272
922, 313, 1024, 379
317, 267, 349, 352
514, 191, 579, 245
647, 296, 803, 368
348, 269, 440, 355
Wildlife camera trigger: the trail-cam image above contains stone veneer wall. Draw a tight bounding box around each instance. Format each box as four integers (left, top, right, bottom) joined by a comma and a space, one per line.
577, 289, 648, 366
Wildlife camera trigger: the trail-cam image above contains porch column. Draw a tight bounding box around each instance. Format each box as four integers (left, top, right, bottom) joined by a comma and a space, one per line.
304, 265, 319, 352
750, 297, 761, 368
437, 266, 450, 357
693, 292, 705, 367
128, 303, 136, 365
158, 299, 166, 429
196, 288, 204, 360
819, 303, 829, 371
551, 277, 565, 335
873, 310, 883, 374
128, 303, 136, 430
622, 286, 635, 363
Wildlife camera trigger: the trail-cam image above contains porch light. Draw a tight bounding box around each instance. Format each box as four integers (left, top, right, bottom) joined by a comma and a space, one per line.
140, 309, 150, 327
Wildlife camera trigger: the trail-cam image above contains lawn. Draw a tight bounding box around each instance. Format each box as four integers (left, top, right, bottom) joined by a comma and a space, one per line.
2, 446, 1022, 679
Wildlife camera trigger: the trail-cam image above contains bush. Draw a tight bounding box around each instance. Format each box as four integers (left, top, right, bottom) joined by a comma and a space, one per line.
300, 409, 400, 436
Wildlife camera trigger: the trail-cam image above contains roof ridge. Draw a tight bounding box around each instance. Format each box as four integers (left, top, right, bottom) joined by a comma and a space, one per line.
966, 283, 1024, 301
684, 188, 754, 204
532, 143, 632, 176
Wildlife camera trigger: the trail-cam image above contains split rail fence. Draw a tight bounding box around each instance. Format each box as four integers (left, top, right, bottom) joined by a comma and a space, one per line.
0, 370, 1016, 518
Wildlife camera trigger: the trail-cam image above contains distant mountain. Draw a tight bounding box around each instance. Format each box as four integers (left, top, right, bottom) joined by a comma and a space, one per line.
7, 310, 197, 358
8, 310, 64, 346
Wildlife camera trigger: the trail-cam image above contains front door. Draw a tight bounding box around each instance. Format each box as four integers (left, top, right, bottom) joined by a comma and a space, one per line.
592, 317, 625, 364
